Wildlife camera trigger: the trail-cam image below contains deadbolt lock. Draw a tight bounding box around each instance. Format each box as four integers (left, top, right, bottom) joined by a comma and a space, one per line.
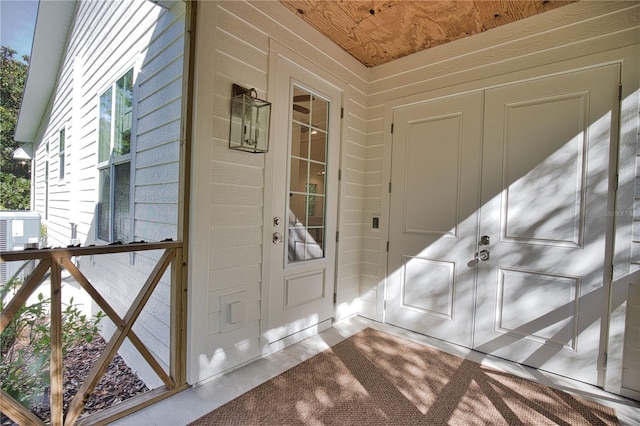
273, 232, 283, 244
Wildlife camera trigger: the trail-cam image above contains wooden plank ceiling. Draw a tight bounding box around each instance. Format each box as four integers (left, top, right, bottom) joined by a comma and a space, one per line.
280, 1, 576, 67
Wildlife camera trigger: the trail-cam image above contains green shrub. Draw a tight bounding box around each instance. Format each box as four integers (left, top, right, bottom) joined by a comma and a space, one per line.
0, 277, 104, 408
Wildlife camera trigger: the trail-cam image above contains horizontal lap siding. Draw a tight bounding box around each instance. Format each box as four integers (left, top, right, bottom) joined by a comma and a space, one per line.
35, 0, 186, 388
134, 10, 184, 243
359, 99, 385, 319
337, 91, 368, 319
190, 1, 369, 383
200, 3, 269, 378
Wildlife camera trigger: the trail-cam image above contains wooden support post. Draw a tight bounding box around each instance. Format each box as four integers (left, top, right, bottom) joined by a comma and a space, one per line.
170, 247, 187, 387
50, 259, 64, 426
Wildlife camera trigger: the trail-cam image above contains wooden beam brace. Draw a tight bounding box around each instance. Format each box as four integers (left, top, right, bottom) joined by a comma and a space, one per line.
0, 389, 46, 426
61, 258, 175, 388
74, 385, 188, 426
60, 258, 124, 325
1, 241, 182, 262
0, 259, 50, 334
64, 248, 176, 426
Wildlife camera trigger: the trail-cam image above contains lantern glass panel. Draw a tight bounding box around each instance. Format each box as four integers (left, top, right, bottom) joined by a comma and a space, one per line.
229, 90, 271, 153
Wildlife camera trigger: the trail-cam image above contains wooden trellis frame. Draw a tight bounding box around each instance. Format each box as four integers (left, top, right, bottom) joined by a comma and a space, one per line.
0, 241, 188, 426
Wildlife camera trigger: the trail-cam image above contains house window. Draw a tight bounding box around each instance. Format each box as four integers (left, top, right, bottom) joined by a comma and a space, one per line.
97, 68, 134, 243
59, 127, 65, 179
45, 139, 49, 220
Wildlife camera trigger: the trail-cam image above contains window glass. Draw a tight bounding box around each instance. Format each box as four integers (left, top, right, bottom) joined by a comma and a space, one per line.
310, 131, 326, 163
59, 128, 65, 179
99, 89, 112, 163
311, 96, 328, 131
290, 122, 308, 159
289, 158, 307, 193
292, 86, 310, 125
114, 69, 133, 157
113, 163, 130, 242
98, 168, 111, 241
97, 68, 133, 242
287, 85, 329, 262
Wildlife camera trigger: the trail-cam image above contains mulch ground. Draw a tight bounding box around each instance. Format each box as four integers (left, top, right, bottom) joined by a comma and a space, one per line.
2, 335, 148, 425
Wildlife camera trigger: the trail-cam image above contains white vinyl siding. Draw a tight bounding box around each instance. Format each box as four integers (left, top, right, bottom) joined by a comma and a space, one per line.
27, 0, 185, 388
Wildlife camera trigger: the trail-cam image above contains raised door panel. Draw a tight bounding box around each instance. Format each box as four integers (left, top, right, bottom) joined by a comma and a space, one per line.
386, 92, 484, 348
475, 64, 620, 385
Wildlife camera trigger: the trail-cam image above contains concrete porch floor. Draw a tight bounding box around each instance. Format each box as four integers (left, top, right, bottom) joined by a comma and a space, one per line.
113, 316, 640, 425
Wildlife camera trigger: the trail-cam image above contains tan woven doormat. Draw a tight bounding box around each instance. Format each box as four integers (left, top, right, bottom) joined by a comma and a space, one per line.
189, 327, 617, 425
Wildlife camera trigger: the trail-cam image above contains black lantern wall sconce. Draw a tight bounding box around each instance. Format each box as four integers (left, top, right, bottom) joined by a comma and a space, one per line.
229, 84, 271, 153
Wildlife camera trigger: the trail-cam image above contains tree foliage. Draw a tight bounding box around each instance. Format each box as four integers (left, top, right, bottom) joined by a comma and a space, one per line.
1, 46, 30, 209
0, 173, 30, 210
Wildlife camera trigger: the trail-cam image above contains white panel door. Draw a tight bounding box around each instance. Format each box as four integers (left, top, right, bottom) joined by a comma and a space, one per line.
474, 65, 620, 384
386, 92, 484, 347
386, 65, 619, 384
266, 57, 342, 344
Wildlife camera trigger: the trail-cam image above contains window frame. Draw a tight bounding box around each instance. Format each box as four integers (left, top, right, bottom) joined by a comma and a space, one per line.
45, 139, 50, 220
58, 125, 66, 180
96, 67, 136, 243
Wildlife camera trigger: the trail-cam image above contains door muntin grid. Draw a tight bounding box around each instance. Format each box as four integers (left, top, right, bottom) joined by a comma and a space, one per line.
288, 85, 329, 262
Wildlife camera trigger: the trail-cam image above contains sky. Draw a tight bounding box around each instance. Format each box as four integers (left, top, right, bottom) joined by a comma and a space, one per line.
1, 0, 38, 61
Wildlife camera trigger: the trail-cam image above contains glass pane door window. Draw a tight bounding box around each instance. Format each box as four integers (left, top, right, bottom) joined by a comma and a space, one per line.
288, 86, 329, 262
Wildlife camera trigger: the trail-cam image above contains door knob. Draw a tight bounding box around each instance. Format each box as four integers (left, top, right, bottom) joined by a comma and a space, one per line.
467, 249, 490, 267
478, 249, 490, 261
273, 232, 283, 244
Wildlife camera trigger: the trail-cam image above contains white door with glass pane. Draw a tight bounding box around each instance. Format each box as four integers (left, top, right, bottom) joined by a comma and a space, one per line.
265, 57, 342, 344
